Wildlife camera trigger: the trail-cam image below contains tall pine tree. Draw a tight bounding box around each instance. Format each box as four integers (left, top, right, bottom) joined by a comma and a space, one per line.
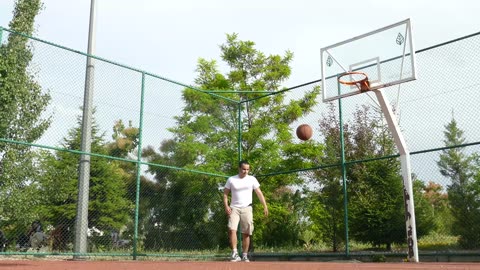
437, 117, 480, 248
37, 115, 133, 251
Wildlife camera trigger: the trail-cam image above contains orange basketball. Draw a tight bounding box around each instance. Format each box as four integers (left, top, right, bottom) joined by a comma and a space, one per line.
296, 124, 313, 141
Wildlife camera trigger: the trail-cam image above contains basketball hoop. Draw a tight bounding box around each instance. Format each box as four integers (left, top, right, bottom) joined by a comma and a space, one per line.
338, 72, 371, 92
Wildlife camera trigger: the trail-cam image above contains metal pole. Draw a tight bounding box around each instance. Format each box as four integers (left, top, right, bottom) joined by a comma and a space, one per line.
133, 73, 146, 260
237, 102, 243, 253
338, 96, 350, 257
74, 0, 96, 258
237, 102, 242, 162
374, 89, 419, 262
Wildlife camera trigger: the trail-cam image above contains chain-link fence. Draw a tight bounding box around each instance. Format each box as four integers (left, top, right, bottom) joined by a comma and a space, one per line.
1, 26, 480, 261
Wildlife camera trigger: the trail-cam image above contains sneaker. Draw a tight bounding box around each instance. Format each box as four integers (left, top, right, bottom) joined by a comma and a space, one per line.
242, 255, 250, 262
230, 252, 241, 262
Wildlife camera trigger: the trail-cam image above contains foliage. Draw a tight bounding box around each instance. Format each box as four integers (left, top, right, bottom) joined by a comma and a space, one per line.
142, 33, 321, 249
309, 104, 348, 251
0, 0, 49, 143
106, 120, 139, 158
438, 118, 480, 248
36, 114, 133, 249
411, 178, 437, 239
303, 185, 345, 252
0, 0, 51, 235
317, 104, 434, 250
417, 181, 452, 235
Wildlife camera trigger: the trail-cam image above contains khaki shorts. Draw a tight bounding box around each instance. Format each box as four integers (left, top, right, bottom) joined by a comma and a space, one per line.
228, 206, 253, 235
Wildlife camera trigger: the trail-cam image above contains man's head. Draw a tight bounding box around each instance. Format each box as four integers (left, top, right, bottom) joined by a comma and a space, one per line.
238, 160, 250, 178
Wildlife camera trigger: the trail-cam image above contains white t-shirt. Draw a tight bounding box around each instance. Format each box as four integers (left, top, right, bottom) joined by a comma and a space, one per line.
225, 174, 260, 208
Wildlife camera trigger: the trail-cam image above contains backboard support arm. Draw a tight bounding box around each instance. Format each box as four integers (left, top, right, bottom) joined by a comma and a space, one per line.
374, 89, 419, 262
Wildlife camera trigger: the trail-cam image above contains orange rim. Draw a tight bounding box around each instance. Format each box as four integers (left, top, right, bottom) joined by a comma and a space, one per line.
338, 71, 370, 92
337, 71, 368, 85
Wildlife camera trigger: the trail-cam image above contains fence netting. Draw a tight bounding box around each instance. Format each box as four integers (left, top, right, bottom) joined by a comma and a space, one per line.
1, 27, 480, 261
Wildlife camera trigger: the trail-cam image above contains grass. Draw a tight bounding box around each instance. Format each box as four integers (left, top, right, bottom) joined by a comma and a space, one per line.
249, 233, 460, 254
417, 233, 459, 250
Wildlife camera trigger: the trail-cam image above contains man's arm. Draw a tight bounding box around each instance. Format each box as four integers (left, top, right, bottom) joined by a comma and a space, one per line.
254, 188, 268, 217
223, 188, 232, 215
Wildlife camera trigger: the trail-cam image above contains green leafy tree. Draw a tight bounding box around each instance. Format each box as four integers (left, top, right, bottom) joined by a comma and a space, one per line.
106, 120, 139, 158
318, 105, 434, 250
37, 115, 133, 250
0, 0, 49, 145
142, 33, 321, 249
0, 0, 51, 236
105, 119, 165, 250
411, 176, 437, 239
304, 104, 348, 252
422, 181, 452, 235
281, 140, 326, 250
437, 117, 480, 248
345, 105, 402, 250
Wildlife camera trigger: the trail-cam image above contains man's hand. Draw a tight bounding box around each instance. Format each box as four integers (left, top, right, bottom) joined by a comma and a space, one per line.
263, 206, 269, 217
254, 188, 268, 217
223, 188, 231, 215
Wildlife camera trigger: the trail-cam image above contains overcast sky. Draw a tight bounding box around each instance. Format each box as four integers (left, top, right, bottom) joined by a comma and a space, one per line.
1, 0, 479, 87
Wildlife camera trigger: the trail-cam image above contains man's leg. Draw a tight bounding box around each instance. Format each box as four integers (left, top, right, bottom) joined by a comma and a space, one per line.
229, 230, 237, 250
228, 230, 241, 261
241, 233, 251, 262
228, 207, 242, 262
242, 233, 250, 254
239, 206, 253, 262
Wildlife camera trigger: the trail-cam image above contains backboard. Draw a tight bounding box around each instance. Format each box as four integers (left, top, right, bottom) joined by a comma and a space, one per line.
321, 19, 416, 102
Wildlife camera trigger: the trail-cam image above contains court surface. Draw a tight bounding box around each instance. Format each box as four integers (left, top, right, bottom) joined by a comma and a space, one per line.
1, 260, 480, 270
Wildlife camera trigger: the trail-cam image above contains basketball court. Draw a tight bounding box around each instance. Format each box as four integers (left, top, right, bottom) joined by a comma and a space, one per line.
1, 260, 480, 270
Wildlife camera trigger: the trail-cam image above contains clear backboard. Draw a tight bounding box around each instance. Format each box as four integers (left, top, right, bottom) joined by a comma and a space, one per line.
321, 19, 416, 102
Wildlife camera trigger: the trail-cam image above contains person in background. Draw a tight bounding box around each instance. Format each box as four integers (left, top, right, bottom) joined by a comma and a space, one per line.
28, 220, 47, 251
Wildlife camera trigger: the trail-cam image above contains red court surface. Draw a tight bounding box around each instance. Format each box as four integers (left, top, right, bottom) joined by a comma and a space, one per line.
1, 260, 480, 270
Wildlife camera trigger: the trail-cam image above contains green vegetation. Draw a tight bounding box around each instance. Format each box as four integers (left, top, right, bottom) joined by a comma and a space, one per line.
36, 113, 133, 251
0, 0, 50, 238
438, 118, 480, 249
140, 32, 321, 250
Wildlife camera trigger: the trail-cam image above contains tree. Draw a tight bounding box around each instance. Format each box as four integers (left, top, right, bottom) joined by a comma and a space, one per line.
0, 0, 49, 145
437, 118, 472, 185
142, 33, 321, 249
411, 177, 437, 239
106, 120, 139, 158
306, 104, 348, 252
422, 181, 452, 235
437, 117, 480, 248
37, 114, 133, 250
0, 0, 51, 235
318, 104, 434, 250
105, 119, 166, 250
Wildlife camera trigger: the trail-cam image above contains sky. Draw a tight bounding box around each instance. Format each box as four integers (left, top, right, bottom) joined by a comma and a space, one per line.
0, 1, 479, 185
1, 0, 479, 87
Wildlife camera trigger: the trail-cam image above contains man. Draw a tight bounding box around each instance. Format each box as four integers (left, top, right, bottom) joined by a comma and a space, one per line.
223, 160, 268, 262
